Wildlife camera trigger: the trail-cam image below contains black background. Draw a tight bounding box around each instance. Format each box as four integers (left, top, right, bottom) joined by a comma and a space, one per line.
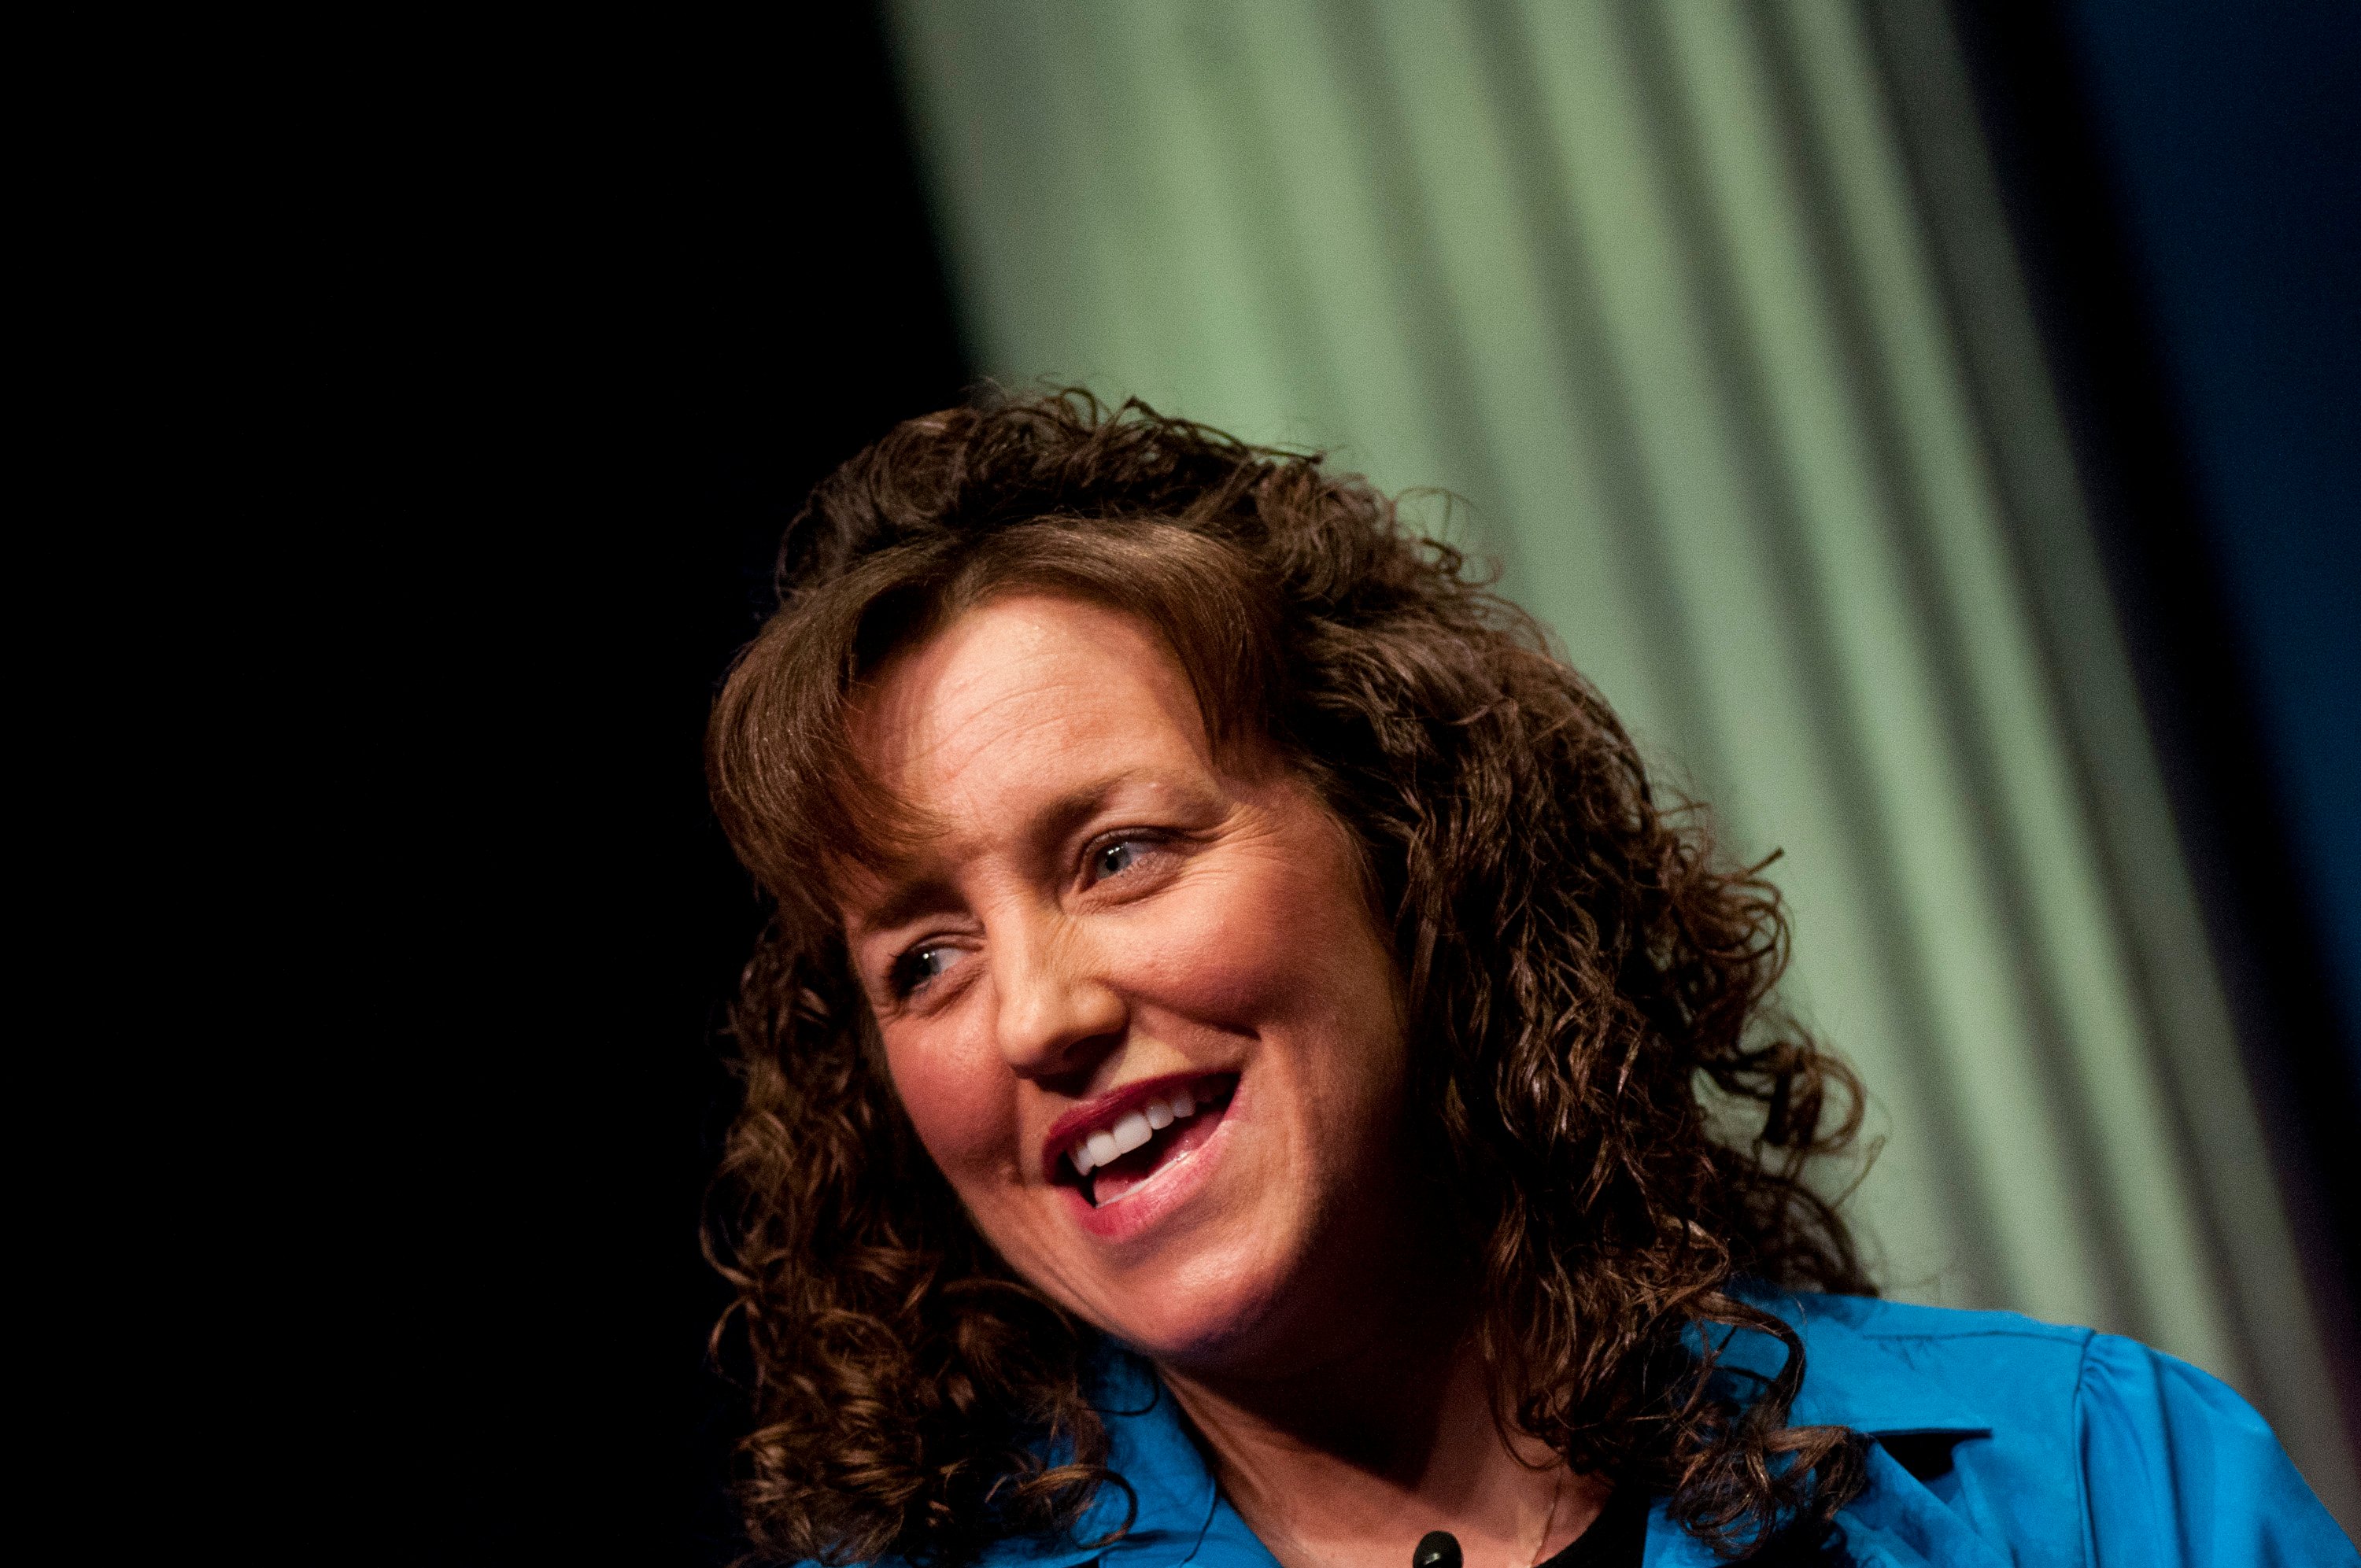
300, 10, 967, 1562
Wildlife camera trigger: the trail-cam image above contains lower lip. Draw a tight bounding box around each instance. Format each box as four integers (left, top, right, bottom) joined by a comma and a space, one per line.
1059, 1080, 1242, 1244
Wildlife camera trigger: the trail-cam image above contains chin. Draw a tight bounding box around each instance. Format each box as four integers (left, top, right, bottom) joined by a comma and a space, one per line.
1003, 1083, 1402, 1374
1083, 1233, 1311, 1369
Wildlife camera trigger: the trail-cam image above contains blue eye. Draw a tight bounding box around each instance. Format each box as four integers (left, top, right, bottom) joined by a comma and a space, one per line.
1095, 840, 1140, 880
892, 944, 955, 996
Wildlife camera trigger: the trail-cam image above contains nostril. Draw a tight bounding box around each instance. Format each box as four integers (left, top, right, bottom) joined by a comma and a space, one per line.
992, 939, 1129, 1078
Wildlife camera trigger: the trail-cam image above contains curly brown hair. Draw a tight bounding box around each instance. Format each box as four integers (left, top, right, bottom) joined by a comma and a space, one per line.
706, 391, 1875, 1564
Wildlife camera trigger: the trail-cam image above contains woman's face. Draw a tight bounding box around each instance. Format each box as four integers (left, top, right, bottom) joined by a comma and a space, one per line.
843, 593, 1414, 1371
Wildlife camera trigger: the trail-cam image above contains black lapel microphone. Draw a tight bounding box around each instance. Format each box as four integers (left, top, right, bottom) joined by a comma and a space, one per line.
1413, 1531, 1462, 1568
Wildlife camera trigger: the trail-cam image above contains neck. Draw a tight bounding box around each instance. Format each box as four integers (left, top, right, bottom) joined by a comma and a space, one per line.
1157, 1293, 1607, 1568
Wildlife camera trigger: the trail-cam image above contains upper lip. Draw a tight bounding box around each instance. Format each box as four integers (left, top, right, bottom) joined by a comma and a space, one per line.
1040, 1069, 1224, 1180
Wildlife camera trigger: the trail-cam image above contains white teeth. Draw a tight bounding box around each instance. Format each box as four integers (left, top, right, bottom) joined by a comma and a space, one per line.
1066, 1085, 1214, 1182
1110, 1111, 1153, 1155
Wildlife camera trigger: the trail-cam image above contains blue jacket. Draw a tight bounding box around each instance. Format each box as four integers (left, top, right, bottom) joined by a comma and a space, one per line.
954, 1293, 2353, 1567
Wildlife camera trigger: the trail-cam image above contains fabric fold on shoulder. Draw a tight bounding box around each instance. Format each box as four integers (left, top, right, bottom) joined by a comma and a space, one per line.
2075, 1330, 2356, 1566
1716, 1288, 1993, 1439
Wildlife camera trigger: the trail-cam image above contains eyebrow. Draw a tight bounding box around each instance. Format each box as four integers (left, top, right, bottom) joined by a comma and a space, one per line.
845, 873, 962, 942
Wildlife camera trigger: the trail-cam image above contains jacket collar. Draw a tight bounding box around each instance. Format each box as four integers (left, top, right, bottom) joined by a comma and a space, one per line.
967, 1349, 1227, 1568
985, 1292, 1994, 1568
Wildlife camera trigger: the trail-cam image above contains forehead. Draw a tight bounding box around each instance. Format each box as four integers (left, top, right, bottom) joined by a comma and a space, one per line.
849, 592, 1217, 821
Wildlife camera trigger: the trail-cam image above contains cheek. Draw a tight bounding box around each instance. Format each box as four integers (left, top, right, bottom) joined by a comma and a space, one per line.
882, 1026, 1018, 1180
1121, 863, 1316, 1024
1139, 843, 1406, 1083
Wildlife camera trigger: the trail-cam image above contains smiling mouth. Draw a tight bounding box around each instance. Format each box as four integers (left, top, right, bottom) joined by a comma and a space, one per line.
1056, 1074, 1237, 1208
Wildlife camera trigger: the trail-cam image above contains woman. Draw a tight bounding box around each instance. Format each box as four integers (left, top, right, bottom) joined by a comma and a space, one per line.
706, 393, 2348, 1566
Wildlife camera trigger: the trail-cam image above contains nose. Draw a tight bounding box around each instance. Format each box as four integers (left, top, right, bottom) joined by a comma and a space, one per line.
989, 906, 1126, 1080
